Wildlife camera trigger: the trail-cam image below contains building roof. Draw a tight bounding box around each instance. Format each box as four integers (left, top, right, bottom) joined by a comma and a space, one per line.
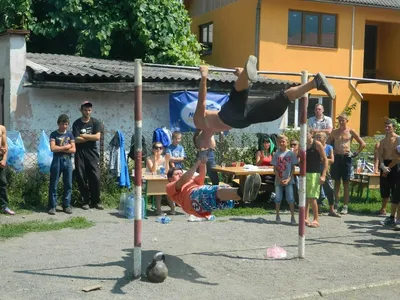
26, 52, 295, 87
310, 0, 400, 9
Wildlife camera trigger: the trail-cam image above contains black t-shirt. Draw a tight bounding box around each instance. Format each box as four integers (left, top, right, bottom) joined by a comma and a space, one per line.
72, 117, 101, 153
50, 130, 75, 157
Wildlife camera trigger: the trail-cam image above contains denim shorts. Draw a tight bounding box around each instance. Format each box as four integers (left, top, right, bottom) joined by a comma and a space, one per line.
274, 184, 295, 204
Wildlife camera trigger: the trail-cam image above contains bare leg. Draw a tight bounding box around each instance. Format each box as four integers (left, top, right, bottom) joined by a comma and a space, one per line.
334, 180, 341, 206
166, 196, 175, 214
289, 203, 295, 218
194, 66, 208, 129
155, 195, 162, 215
275, 202, 281, 217
234, 67, 250, 92
311, 198, 319, 223
285, 81, 316, 101
216, 187, 241, 201
380, 197, 389, 214
305, 198, 310, 223
343, 181, 350, 205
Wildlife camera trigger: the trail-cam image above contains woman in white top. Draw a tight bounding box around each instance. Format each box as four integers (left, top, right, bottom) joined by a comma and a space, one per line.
146, 142, 175, 215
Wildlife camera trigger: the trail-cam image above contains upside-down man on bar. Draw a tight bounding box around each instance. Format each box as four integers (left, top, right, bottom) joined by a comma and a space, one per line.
193, 55, 336, 150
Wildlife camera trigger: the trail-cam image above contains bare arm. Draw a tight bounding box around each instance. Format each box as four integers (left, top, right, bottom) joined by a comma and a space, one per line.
351, 129, 366, 154
146, 157, 156, 173
175, 160, 202, 191
80, 132, 100, 141
198, 66, 208, 111
373, 142, 380, 173
50, 140, 72, 153
65, 142, 76, 154
0, 125, 8, 164
316, 141, 328, 179
255, 151, 262, 165
75, 137, 87, 144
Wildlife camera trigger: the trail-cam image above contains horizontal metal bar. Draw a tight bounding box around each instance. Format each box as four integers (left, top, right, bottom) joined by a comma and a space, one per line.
309, 73, 399, 84
258, 71, 303, 76
144, 63, 235, 73
144, 62, 400, 84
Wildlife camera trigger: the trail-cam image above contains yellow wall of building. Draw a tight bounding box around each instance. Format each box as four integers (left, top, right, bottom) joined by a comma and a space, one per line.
363, 94, 400, 135
377, 22, 400, 80
187, 0, 400, 135
189, 0, 258, 67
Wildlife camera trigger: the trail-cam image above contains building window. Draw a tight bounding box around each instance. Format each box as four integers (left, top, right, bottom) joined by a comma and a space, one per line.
288, 10, 337, 48
286, 96, 332, 129
199, 22, 213, 54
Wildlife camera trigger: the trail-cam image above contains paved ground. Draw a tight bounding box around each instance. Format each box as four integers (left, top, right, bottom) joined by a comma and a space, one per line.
0, 207, 399, 300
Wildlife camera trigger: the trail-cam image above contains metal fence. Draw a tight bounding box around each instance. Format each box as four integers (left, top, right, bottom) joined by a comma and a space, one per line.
16, 128, 380, 172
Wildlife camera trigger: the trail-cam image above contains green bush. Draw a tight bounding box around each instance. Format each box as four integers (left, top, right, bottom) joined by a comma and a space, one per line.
6, 166, 126, 210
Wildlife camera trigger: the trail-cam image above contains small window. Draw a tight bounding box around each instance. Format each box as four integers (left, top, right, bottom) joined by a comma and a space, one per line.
286, 96, 332, 129
199, 22, 213, 55
288, 10, 337, 48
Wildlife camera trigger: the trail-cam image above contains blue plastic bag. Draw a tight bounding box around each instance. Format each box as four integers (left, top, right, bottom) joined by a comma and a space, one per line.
6, 131, 25, 172
37, 130, 53, 174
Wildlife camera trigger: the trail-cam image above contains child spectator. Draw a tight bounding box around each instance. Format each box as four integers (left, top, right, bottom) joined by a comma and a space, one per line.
48, 114, 76, 215
271, 135, 298, 225
167, 131, 186, 169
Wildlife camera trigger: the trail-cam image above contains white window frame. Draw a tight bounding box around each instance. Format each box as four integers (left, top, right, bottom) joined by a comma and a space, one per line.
284, 95, 332, 130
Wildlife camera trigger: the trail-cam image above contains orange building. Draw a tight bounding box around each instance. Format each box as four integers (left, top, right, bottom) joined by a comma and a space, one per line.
183, 0, 400, 136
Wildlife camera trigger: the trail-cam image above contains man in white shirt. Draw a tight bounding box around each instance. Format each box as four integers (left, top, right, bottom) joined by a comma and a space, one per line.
308, 103, 333, 135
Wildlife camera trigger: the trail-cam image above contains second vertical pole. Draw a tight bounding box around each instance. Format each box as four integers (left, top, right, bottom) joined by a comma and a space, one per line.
298, 70, 308, 258
133, 59, 143, 278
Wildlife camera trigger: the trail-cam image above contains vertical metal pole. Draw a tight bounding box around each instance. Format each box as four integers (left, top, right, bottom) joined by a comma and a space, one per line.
133, 59, 143, 278
298, 70, 308, 259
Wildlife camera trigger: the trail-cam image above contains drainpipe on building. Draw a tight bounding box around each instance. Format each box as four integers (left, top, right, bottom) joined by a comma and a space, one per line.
350, 6, 363, 100
254, 0, 262, 66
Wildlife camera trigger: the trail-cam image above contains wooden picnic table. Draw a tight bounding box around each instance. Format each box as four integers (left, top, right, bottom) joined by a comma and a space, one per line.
350, 172, 380, 202
212, 165, 300, 187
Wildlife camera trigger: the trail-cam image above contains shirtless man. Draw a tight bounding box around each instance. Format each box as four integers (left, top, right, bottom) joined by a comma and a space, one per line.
194, 55, 336, 149
327, 113, 365, 215
0, 125, 15, 215
378, 119, 400, 227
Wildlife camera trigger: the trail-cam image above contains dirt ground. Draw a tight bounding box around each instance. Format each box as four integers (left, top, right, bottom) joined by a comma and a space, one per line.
0, 207, 399, 300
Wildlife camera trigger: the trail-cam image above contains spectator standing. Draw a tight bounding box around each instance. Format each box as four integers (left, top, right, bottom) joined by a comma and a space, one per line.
48, 114, 76, 215
0, 125, 15, 215
72, 101, 103, 210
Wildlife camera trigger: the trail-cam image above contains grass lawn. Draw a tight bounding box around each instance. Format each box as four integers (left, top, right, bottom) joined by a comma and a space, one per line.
213, 188, 385, 217
0, 216, 93, 240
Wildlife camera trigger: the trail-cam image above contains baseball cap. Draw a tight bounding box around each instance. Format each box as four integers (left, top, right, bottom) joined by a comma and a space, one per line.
81, 101, 93, 109
336, 113, 348, 120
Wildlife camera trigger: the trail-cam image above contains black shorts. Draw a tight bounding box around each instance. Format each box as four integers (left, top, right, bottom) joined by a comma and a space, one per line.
380, 160, 400, 204
330, 154, 352, 181
218, 87, 290, 129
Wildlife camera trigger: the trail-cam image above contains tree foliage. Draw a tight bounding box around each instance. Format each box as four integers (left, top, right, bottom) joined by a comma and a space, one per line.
0, 0, 202, 65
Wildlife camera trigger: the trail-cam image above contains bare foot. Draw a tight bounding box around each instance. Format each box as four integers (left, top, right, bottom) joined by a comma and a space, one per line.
199, 65, 209, 78
233, 67, 243, 77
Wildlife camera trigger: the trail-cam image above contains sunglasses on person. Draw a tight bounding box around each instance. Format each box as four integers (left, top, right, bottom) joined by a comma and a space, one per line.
153, 146, 163, 150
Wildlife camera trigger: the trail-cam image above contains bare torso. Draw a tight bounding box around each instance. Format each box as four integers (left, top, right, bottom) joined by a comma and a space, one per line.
331, 128, 353, 155
381, 134, 399, 160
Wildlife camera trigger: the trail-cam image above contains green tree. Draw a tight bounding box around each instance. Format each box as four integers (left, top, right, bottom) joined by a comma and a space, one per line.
1, 0, 202, 66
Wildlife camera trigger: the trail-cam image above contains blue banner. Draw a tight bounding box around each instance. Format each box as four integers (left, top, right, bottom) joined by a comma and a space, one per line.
169, 91, 229, 132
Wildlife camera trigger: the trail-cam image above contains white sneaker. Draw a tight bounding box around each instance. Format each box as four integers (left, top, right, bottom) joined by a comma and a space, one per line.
276, 215, 281, 224
340, 205, 348, 215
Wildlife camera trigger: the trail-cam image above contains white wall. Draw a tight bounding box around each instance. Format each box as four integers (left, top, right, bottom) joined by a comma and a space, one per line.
16, 87, 283, 142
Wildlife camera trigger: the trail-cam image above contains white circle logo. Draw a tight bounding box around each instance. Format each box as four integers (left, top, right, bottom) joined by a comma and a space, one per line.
180, 100, 222, 128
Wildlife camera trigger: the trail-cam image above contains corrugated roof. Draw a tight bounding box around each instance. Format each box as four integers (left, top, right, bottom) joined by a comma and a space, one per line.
26, 52, 295, 86
310, 0, 400, 9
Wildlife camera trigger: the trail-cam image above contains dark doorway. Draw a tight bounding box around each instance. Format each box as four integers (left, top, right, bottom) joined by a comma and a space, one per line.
360, 100, 369, 136
0, 79, 4, 125
363, 25, 378, 79
389, 101, 400, 121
